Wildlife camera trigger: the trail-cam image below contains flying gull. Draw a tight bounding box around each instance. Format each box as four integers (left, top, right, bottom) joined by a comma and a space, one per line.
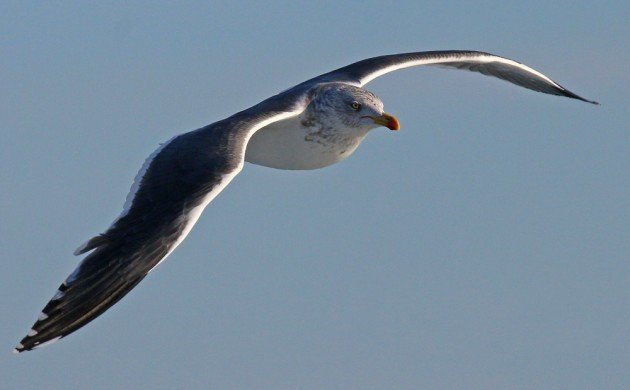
14, 50, 597, 353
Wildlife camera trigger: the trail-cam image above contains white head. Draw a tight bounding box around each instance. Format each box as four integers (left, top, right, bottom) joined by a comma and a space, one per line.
246, 83, 400, 170
305, 83, 400, 132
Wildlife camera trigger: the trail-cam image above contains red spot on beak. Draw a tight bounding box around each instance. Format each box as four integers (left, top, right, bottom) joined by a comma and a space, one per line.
381, 113, 400, 131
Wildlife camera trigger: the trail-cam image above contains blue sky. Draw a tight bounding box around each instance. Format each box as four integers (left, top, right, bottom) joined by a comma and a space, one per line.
1, 1, 628, 389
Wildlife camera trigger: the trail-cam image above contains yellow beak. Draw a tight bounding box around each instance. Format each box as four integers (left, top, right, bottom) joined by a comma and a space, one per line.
371, 112, 400, 130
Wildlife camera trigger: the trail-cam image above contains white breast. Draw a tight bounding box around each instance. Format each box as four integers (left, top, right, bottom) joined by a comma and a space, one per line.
245, 115, 369, 170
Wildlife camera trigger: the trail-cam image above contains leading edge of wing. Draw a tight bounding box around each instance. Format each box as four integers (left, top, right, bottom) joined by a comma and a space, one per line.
310, 50, 598, 104
14, 103, 306, 353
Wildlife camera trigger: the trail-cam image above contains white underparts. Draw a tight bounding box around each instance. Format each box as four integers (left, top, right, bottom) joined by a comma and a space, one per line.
245, 114, 370, 170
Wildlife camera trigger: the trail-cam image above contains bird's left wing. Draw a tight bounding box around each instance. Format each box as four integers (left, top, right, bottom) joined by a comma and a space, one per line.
308, 50, 597, 104
14, 92, 307, 353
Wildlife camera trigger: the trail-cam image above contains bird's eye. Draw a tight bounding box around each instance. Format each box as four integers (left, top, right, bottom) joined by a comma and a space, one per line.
351, 101, 361, 110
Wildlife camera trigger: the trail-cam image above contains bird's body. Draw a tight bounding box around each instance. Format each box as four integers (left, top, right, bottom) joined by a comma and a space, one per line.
247, 84, 381, 169
15, 50, 597, 353
245, 109, 367, 170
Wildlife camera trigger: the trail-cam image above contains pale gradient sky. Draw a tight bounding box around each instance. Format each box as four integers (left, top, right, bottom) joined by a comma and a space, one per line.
1, 1, 628, 389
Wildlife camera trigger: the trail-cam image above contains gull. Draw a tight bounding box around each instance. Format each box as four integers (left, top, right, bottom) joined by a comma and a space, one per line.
14, 50, 597, 353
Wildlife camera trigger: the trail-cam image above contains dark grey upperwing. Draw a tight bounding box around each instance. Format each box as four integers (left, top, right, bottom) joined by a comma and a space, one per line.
302, 50, 597, 104
14, 94, 306, 353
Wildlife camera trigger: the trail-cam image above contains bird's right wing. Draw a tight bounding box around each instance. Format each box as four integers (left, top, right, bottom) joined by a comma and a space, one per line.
309, 50, 598, 104
14, 92, 308, 353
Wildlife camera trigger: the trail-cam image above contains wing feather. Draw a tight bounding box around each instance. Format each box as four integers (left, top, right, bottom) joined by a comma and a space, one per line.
15, 94, 307, 353
309, 50, 597, 104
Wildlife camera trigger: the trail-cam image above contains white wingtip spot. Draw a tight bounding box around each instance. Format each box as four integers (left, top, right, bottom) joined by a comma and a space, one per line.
73, 243, 88, 256
38, 312, 49, 321
32, 336, 61, 350
52, 289, 65, 300
64, 265, 81, 286
13, 344, 24, 354
27, 329, 38, 337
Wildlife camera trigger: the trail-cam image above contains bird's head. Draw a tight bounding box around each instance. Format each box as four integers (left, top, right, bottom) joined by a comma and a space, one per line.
307, 83, 400, 132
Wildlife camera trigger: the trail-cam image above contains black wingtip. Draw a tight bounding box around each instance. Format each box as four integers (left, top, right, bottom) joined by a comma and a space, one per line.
13, 333, 63, 353
576, 95, 600, 105
561, 88, 599, 105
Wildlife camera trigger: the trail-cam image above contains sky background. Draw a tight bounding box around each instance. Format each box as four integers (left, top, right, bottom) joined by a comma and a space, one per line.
1, 1, 628, 389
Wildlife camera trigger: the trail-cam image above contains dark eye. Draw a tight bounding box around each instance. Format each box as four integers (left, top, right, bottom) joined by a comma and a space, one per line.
351, 101, 361, 110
